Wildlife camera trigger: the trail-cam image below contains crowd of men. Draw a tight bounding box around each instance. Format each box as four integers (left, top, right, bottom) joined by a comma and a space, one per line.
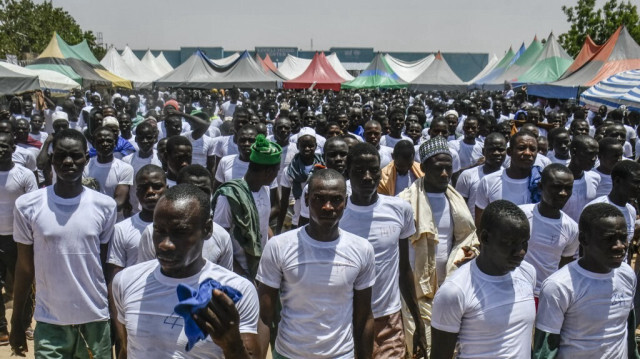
0, 84, 639, 358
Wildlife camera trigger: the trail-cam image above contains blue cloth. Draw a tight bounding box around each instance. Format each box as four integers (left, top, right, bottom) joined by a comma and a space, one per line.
173, 278, 243, 351
88, 136, 136, 158
528, 165, 543, 203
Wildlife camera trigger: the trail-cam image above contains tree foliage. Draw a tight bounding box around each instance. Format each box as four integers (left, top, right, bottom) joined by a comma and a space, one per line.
559, 0, 640, 57
0, 0, 106, 61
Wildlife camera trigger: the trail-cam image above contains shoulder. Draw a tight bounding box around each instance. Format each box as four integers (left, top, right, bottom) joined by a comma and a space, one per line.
122, 153, 134, 163
517, 261, 536, 284
518, 203, 536, 218
616, 263, 636, 286
339, 229, 375, 254
585, 170, 601, 183
379, 194, 412, 212
15, 187, 47, 208
113, 260, 158, 289
84, 188, 118, 210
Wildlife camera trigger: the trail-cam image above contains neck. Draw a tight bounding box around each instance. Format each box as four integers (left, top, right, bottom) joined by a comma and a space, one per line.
139, 209, 154, 223
463, 137, 475, 145
482, 162, 501, 174
505, 166, 530, 179
537, 201, 561, 219
555, 152, 570, 160
162, 257, 206, 278
390, 131, 402, 139
350, 190, 378, 206
167, 171, 177, 181
276, 138, 289, 147
596, 165, 611, 175
30, 130, 38, 135
97, 153, 114, 164
301, 155, 315, 166
138, 149, 153, 159
305, 222, 340, 243
475, 253, 509, 276
608, 190, 628, 207
0, 161, 14, 171
568, 162, 584, 180
244, 172, 263, 192
53, 180, 84, 198
122, 132, 132, 139
578, 257, 611, 274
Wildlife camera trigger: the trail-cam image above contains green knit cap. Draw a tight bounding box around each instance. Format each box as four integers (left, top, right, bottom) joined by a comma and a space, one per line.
250, 134, 282, 165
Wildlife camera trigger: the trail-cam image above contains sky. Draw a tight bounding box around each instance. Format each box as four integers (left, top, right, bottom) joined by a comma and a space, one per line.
49, 0, 582, 56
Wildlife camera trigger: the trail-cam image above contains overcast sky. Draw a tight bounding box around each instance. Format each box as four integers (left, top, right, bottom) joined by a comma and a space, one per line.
50, 0, 582, 56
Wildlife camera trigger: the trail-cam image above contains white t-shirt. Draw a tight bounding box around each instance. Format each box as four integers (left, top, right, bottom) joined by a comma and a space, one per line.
426, 192, 454, 285
184, 131, 216, 167
586, 196, 636, 246
107, 213, 150, 268
378, 145, 393, 169
394, 171, 417, 196
84, 158, 134, 198
381, 134, 411, 148
122, 150, 163, 213
12, 145, 37, 171
13, 187, 116, 325
113, 260, 258, 359
455, 165, 491, 219
136, 223, 234, 272
219, 101, 242, 118
593, 168, 612, 197
562, 171, 601, 222
212, 135, 238, 158
213, 185, 270, 273
519, 204, 579, 296
432, 259, 536, 358
256, 227, 376, 359
475, 169, 531, 210
0, 164, 37, 235
502, 153, 551, 169
216, 154, 277, 189
338, 195, 416, 318
536, 261, 636, 358
30, 131, 48, 144
547, 152, 571, 166
448, 139, 483, 169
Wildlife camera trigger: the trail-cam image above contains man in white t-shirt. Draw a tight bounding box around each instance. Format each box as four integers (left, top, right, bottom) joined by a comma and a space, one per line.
170, 108, 217, 174
28, 113, 48, 144
456, 132, 506, 218
212, 107, 250, 171
519, 164, 579, 301
586, 160, 640, 254
164, 135, 192, 187
122, 121, 162, 213
382, 109, 412, 148
213, 125, 257, 190
534, 203, 638, 358
11, 129, 116, 357
84, 126, 134, 218
0, 120, 37, 173
219, 88, 242, 118
339, 143, 427, 358
475, 131, 540, 227
594, 137, 623, 197
0, 133, 37, 343
431, 200, 536, 359
112, 184, 260, 359
562, 135, 601, 222
257, 168, 377, 359
363, 120, 394, 169
547, 127, 571, 165
448, 116, 483, 170
107, 164, 167, 282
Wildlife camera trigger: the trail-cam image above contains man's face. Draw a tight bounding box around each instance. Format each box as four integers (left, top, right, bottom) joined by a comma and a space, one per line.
167, 145, 192, 175
421, 154, 453, 193
617, 170, 640, 200
326, 125, 342, 138
119, 115, 132, 133
236, 129, 257, 160
508, 135, 538, 171
184, 175, 213, 197
483, 137, 507, 168
153, 198, 212, 277
548, 113, 562, 126
323, 142, 348, 174
528, 110, 541, 124
428, 122, 449, 139
572, 140, 599, 171
0, 134, 15, 163
482, 218, 529, 273
570, 121, 589, 137
541, 170, 574, 210
348, 153, 381, 198
114, 98, 125, 111
136, 127, 158, 153
363, 124, 382, 147
30, 115, 44, 133
14, 119, 30, 143
598, 105, 608, 117
306, 178, 347, 229
405, 122, 422, 143
233, 114, 249, 133
165, 116, 182, 136
598, 145, 623, 172
274, 119, 292, 143
462, 120, 478, 141
349, 109, 363, 127
445, 115, 458, 134
136, 171, 167, 212
94, 129, 115, 157
582, 216, 628, 270
23, 101, 33, 116
303, 112, 316, 128
53, 120, 69, 133
605, 124, 627, 147
288, 111, 301, 131
390, 114, 404, 134
52, 138, 87, 183
552, 133, 571, 156
297, 135, 317, 159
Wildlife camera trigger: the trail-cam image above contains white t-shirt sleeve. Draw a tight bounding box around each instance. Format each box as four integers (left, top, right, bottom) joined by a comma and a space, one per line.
107, 226, 128, 267
561, 220, 580, 257
455, 170, 473, 199
205, 136, 216, 157
112, 270, 127, 324
535, 279, 570, 334
214, 159, 226, 183
255, 239, 282, 289
213, 196, 233, 229
280, 167, 292, 189
12, 203, 34, 245
354, 243, 376, 291
400, 202, 416, 239
233, 279, 260, 334
99, 201, 117, 245
475, 177, 490, 210
431, 281, 466, 333
136, 225, 156, 263
215, 228, 234, 271
119, 163, 134, 186
24, 171, 38, 193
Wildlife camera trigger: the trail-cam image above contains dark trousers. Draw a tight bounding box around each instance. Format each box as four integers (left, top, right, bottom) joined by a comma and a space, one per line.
0, 235, 33, 332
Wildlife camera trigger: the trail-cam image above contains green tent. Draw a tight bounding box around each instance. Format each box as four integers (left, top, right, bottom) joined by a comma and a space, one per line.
470, 46, 517, 88
342, 53, 407, 89
516, 33, 573, 84
482, 36, 544, 89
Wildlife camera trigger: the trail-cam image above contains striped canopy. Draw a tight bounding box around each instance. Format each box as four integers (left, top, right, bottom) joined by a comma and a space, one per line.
580, 69, 640, 112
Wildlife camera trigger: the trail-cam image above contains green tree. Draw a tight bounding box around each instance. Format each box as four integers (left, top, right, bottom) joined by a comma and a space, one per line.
0, 0, 105, 60
559, 0, 640, 57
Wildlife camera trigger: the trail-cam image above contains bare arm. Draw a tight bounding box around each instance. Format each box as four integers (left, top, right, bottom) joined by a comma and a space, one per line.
10, 244, 35, 355
269, 187, 280, 224
114, 313, 128, 359
113, 184, 131, 214
399, 237, 428, 357
430, 327, 458, 359
353, 287, 374, 359
474, 206, 483, 230
276, 187, 291, 234
257, 282, 279, 356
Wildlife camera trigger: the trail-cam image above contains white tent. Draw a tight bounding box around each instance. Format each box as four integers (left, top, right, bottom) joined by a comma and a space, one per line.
101, 47, 141, 85
466, 54, 499, 85
141, 50, 166, 77
278, 54, 312, 80
385, 54, 435, 82
326, 53, 355, 81
0, 61, 79, 95
211, 52, 241, 67
155, 52, 174, 74
120, 46, 159, 87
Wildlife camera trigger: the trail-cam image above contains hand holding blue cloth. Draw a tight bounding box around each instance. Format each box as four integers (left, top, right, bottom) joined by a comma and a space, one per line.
174, 278, 243, 351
